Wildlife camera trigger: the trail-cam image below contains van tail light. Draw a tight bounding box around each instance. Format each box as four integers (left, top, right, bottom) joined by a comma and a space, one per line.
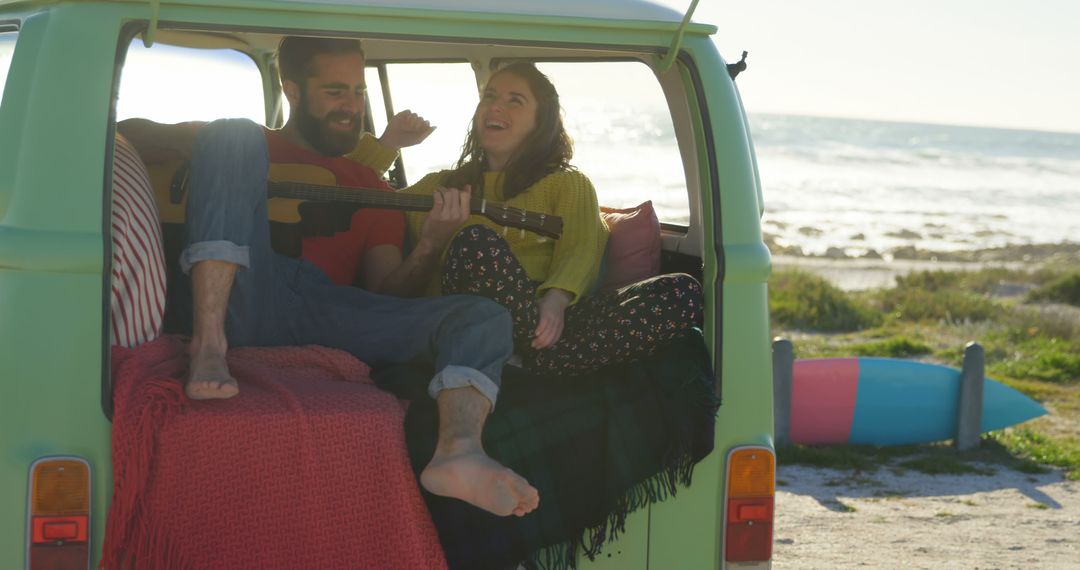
28, 457, 91, 570
724, 447, 774, 563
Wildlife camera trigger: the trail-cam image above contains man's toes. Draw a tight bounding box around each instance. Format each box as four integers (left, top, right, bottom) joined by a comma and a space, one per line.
217, 379, 239, 395
187, 378, 238, 399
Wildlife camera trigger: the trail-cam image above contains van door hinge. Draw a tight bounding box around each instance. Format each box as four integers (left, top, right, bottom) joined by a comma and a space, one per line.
654, 0, 700, 74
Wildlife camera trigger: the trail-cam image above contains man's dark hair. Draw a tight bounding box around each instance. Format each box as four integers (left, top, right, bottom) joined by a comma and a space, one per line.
277, 37, 366, 85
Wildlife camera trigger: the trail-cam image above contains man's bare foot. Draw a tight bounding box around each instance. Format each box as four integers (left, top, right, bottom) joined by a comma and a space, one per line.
186, 349, 239, 400
421, 444, 539, 517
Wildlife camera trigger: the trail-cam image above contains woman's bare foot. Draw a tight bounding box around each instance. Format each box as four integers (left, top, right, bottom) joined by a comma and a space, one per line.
421, 443, 539, 517
186, 349, 239, 400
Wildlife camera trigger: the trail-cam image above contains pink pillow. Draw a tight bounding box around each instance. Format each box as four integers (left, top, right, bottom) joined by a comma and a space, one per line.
600, 201, 661, 290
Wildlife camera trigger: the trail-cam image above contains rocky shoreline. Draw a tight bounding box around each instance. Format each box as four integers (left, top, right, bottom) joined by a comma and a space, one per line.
764, 236, 1080, 265
767, 241, 1080, 291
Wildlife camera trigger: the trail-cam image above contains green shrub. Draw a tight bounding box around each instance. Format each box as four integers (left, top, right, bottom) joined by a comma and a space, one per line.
990, 342, 1080, 384
876, 281, 999, 322
849, 336, 932, 357
954, 267, 1048, 295
769, 270, 880, 332
990, 429, 1080, 480
893, 270, 963, 292
1028, 271, 1080, 307
1003, 305, 1080, 341
983, 328, 1080, 384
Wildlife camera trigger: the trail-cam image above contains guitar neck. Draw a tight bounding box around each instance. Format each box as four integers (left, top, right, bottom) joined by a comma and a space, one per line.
267, 179, 563, 239
270, 180, 461, 213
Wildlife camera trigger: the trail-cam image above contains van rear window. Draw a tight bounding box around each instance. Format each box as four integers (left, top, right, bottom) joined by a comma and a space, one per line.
365, 58, 691, 225
363, 62, 479, 184
538, 61, 690, 225
0, 31, 16, 111
117, 42, 264, 124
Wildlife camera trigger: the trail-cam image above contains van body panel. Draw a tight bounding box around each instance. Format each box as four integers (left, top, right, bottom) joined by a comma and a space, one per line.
0, 5, 129, 566
0, 1, 773, 568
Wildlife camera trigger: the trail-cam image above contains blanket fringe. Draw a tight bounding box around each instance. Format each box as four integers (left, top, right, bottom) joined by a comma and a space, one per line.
527, 366, 720, 570
526, 451, 697, 570
100, 340, 195, 570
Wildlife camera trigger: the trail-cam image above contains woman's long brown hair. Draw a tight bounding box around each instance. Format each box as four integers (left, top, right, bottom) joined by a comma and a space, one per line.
443, 62, 574, 200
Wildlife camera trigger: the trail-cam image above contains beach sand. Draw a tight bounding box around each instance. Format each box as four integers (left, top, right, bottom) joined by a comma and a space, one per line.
774, 464, 1080, 569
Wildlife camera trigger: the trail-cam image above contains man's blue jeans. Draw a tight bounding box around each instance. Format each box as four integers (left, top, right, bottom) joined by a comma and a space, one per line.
172, 118, 511, 406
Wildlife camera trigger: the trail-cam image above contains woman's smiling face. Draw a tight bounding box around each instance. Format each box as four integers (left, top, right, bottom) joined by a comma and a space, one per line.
474, 70, 538, 171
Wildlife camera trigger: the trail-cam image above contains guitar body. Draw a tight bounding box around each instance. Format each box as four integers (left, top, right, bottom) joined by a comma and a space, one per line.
146, 160, 351, 225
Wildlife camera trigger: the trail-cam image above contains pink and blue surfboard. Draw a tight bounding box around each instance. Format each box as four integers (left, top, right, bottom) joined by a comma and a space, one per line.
789, 358, 1047, 446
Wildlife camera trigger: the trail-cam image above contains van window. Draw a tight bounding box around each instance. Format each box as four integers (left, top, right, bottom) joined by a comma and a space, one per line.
363, 62, 479, 184
538, 61, 689, 225
117, 42, 265, 124
0, 31, 16, 111
367, 59, 690, 224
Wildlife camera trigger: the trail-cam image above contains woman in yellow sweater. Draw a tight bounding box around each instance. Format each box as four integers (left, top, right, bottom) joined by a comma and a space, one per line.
402, 62, 702, 375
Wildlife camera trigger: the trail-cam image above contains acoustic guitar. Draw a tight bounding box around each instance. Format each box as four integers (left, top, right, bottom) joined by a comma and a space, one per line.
169, 164, 564, 239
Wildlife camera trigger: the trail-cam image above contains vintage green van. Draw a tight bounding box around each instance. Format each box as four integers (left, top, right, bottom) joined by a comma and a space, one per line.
0, 0, 775, 568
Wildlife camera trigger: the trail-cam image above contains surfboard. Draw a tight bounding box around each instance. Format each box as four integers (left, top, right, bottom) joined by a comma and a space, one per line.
788, 357, 1047, 446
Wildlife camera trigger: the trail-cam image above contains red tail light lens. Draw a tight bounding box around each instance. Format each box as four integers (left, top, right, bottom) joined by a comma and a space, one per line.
28, 457, 91, 570
725, 448, 775, 563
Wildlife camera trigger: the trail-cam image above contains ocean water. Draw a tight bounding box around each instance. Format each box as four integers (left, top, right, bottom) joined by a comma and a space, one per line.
749, 114, 1080, 257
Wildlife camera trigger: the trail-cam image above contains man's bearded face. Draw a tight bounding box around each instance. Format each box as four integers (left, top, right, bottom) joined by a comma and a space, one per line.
295, 87, 363, 156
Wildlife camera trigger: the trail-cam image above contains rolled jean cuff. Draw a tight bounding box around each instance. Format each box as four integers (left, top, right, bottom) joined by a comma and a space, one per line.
428, 365, 499, 410
180, 240, 251, 274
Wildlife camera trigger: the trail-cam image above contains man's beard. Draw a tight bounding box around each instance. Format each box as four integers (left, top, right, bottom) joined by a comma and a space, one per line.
295, 92, 363, 156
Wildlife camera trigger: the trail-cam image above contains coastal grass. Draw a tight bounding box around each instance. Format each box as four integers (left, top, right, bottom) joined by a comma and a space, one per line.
1028, 270, 1080, 306
770, 265, 1080, 479
988, 429, 1080, 481
769, 270, 880, 331
776, 444, 920, 472
874, 271, 1001, 322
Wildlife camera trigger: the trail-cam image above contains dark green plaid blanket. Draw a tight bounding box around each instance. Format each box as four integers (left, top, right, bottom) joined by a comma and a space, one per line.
374, 331, 718, 570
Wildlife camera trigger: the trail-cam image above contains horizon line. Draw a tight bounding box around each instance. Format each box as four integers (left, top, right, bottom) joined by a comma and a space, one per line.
746, 111, 1080, 137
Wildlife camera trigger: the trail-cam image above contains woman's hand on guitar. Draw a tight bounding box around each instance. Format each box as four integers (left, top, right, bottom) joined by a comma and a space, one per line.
532, 288, 572, 349
379, 110, 436, 150
419, 185, 472, 250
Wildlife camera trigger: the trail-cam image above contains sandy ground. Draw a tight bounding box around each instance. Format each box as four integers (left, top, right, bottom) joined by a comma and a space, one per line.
773, 463, 1080, 569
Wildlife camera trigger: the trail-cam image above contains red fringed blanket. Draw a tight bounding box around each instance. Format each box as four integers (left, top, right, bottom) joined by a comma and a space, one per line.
102, 335, 447, 570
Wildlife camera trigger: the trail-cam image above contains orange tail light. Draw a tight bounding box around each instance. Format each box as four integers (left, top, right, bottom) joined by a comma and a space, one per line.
724, 447, 774, 563
28, 457, 91, 570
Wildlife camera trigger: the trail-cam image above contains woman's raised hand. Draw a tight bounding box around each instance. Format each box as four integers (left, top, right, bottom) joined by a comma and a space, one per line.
532, 288, 572, 349
419, 184, 472, 249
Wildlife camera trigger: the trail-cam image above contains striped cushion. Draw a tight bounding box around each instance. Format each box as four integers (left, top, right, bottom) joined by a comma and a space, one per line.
110, 134, 166, 348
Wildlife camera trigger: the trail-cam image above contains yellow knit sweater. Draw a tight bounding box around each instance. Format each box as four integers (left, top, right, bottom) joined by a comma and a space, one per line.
403, 170, 609, 302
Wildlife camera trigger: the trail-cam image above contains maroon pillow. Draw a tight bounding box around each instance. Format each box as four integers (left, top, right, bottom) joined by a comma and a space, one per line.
600, 201, 661, 290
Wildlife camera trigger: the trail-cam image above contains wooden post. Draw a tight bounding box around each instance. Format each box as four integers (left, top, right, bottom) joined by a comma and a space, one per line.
955, 342, 985, 451
772, 338, 794, 447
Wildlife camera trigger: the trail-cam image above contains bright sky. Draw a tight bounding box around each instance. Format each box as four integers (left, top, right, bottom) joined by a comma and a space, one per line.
658, 0, 1080, 134
6, 2, 1078, 133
